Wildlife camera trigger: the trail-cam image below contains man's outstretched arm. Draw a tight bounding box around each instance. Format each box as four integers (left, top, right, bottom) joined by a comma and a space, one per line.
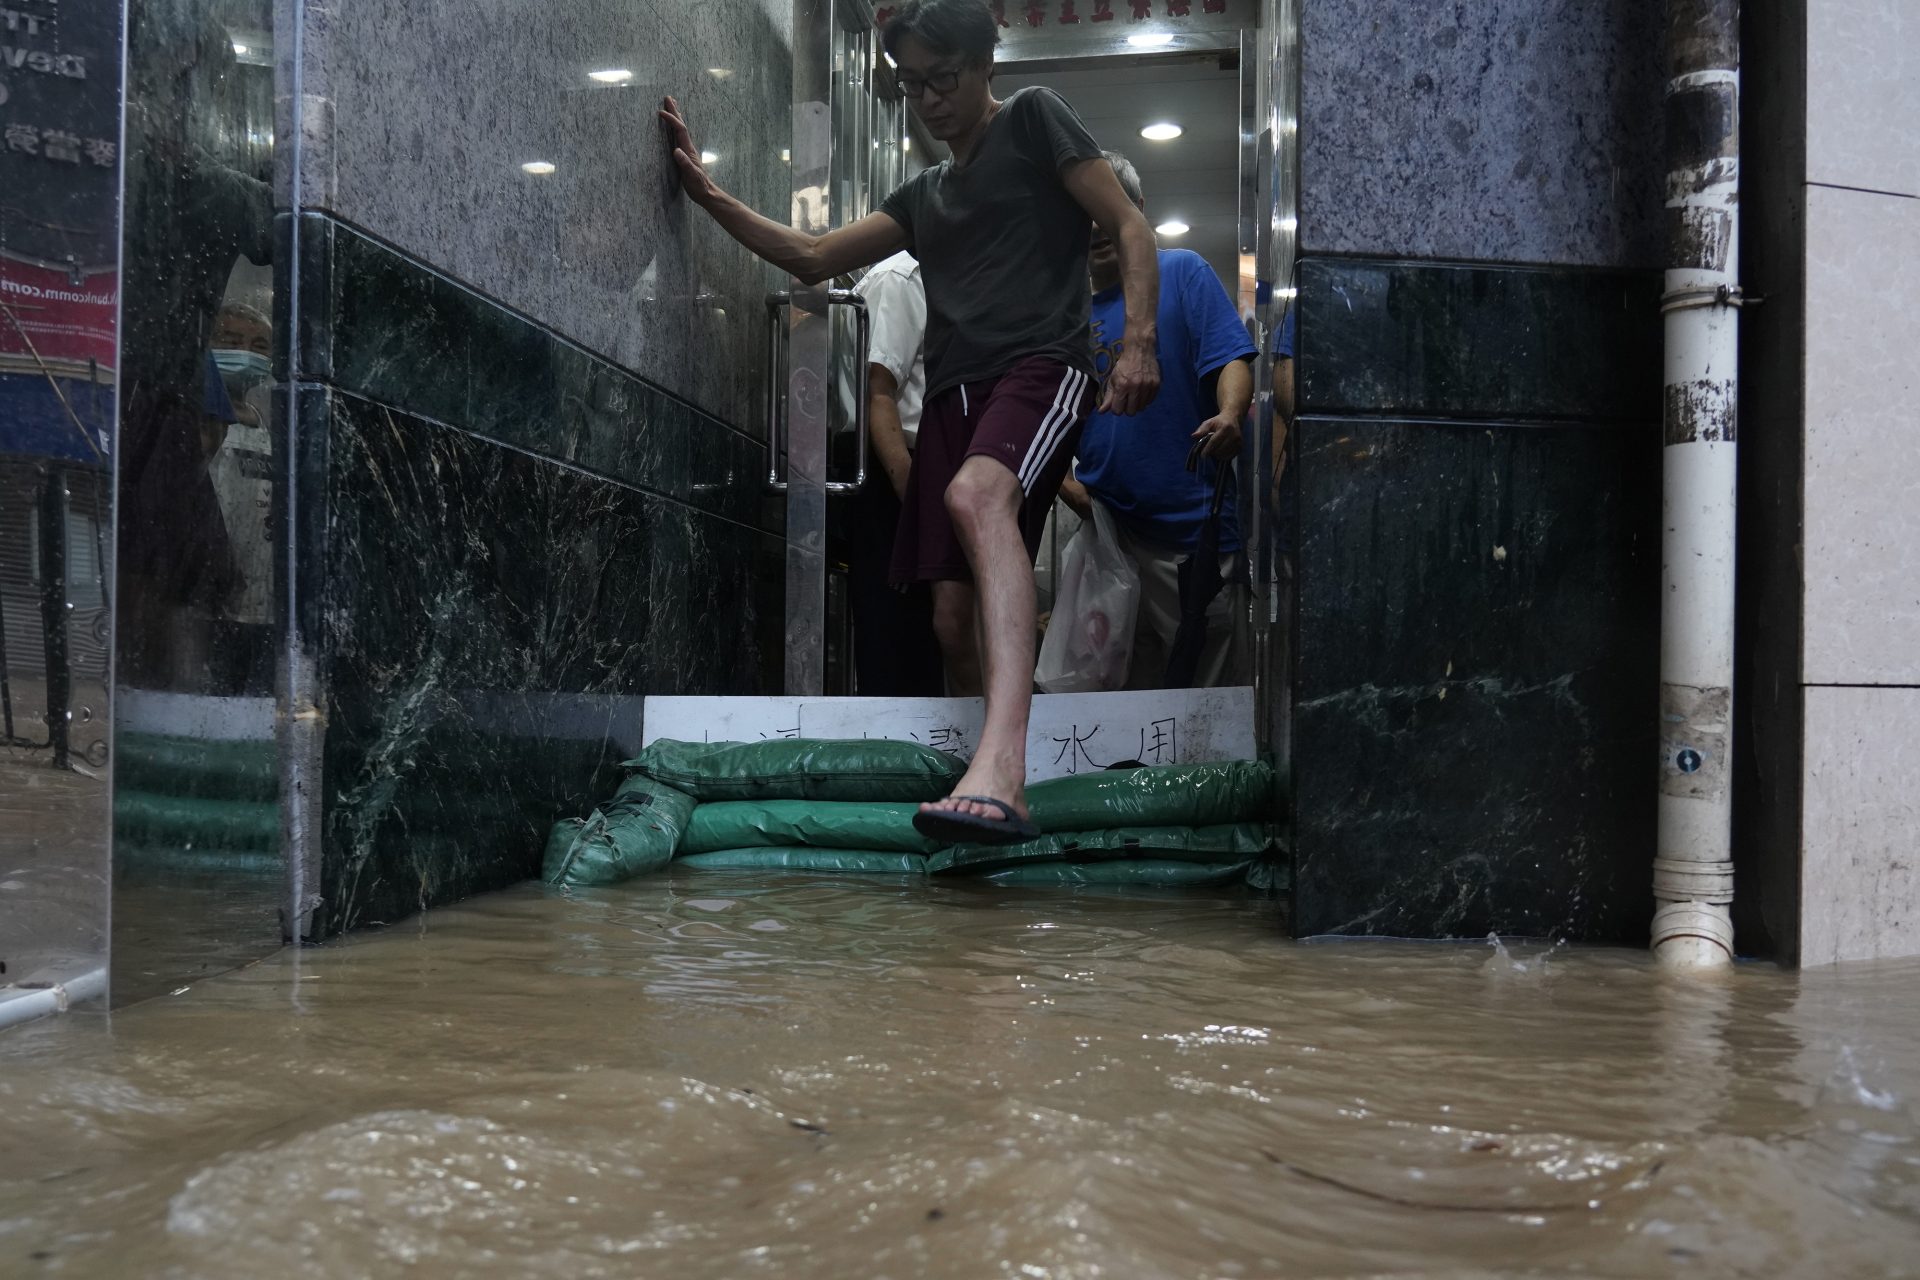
660, 96, 907, 283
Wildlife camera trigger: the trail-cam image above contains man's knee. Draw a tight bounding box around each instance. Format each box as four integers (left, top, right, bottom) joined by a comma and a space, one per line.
931, 585, 974, 655
943, 459, 1019, 538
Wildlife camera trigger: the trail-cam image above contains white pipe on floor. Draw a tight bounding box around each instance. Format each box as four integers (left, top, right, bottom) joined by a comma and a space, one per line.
0, 968, 107, 1031
1655, 0, 1742, 969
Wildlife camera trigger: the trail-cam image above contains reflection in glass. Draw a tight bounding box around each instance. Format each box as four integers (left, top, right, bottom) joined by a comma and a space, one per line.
0, 0, 120, 1022
110, 0, 284, 1005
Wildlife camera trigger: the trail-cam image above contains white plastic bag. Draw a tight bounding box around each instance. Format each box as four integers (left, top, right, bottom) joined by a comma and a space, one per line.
1035, 501, 1140, 693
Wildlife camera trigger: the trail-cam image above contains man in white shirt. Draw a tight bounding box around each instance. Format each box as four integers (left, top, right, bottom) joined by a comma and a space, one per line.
849, 250, 945, 696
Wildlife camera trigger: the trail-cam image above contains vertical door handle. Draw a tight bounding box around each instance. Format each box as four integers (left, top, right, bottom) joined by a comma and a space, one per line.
826, 288, 869, 495
765, 291, 792, 491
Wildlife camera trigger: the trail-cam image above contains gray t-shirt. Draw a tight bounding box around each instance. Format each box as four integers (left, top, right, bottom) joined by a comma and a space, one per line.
879, 87, 1104, 398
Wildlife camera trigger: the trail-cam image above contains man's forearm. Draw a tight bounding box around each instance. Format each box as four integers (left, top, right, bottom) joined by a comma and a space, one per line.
696, 186, 829, 281
1113, 216, 1160, 348
1215, 358, 1253, 420
869, 393, 913, 499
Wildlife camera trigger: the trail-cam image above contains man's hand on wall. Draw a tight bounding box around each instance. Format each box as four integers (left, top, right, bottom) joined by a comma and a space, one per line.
658, 97, 719, 207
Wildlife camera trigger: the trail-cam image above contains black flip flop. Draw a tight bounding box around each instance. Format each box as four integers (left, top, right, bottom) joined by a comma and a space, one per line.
912, 796, 1040, 848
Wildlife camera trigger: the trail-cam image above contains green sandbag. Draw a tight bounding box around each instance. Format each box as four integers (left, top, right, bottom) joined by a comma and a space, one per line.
928, 822, 1268, 875
981, 859, 1257, 887
114, 846, 281, 875
624, 738, 964, 802
543, 775, 695, 886
116, 732, 278, 801
114, 790, 280, 851
1026, 760, 1273, 832
682, 799, 938, 855
675, 847, 929, 875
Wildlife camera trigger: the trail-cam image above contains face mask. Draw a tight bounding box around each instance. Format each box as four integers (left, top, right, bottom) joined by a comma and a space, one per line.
212, 348, 271, 392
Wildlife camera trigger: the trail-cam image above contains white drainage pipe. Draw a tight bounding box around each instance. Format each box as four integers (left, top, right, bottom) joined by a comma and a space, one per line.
1655, 0, 1742, 968
0, 968, 107, 1031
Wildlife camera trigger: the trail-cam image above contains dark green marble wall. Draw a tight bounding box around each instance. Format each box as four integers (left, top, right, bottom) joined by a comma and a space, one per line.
1288, 2, 1667, 942
288, 217, 783, 937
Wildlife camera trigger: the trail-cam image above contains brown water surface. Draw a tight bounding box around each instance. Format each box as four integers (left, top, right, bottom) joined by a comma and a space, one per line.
3, 875, 1918, 1277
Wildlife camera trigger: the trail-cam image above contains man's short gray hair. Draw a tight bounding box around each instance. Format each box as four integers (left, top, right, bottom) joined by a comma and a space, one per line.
1103, 150, 1143, 205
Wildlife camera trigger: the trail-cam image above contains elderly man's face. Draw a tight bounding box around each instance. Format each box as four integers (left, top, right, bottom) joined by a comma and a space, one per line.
213, 308, 271, 356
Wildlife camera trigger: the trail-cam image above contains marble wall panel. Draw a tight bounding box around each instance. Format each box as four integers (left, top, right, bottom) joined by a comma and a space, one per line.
310, 389, 776, 935
1806, 0, 1920, 198
298, 215, 782, 536
1298, 0, 1664, 268
1800, 185, 1920, 685
1289, 416, 1661, 941
1297, 258, 1661, 421
1801, 686, 1920, 966
297, 0, 791, 431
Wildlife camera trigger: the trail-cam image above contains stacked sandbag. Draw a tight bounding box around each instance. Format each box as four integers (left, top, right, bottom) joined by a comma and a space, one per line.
541, 738, 1279, 891
928, 761, 1276, 887
543, 739, 961, 885
114, 732, 281, 876
542, 774, 697, 886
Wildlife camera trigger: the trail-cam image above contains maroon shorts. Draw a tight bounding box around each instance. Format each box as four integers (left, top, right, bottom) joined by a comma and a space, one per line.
889, 356, 1094, 585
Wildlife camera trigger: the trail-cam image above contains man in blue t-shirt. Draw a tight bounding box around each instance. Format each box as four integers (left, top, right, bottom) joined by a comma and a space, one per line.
1060, 151, 1258, 688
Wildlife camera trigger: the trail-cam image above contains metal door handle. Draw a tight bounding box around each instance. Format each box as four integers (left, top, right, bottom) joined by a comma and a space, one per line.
765, 291, 792, 491
825, 288, 869, 495
765, 288, 869, 494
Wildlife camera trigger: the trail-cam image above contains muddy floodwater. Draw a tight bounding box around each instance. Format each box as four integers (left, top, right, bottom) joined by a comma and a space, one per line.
3, 876, 1918, 1278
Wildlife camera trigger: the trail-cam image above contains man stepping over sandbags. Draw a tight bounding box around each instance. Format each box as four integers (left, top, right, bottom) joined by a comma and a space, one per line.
659, 0, 1162, 845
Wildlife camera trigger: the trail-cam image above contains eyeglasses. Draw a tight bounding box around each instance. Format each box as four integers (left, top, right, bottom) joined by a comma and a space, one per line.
896, 67, 963, 99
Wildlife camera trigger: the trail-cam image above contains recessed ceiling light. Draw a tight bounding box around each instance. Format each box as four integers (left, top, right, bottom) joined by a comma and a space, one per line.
588, 68, 633, 84
521, 161, 556, 175
1126, 32, 1175, 47
706, 67, 734, 80
1155, 219, 1190, 236
1139, 122, 1183, 142
700, 150, 719, 164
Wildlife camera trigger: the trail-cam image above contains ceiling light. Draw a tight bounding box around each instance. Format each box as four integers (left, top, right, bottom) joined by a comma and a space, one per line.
588, 68, 633, 84
699, 150, 719, 164
1155, 219, 1190, 236
902, 136, 911, 153
706, 67, 733, 80
780, 148, 791, 162
521, 161, 556, 175
1139, 122, 1183, 142
232, 42, 248, 55
1126, 32, 1175, 47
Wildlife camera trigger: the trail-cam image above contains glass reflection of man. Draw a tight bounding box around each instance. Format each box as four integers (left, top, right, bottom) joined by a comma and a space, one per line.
205, 300, 274, 691
660, 0, 1162, 845
119, 0, 272, 688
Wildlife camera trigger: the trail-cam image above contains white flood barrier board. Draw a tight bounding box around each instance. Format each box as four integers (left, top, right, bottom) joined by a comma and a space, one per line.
641, 687, 1256, 784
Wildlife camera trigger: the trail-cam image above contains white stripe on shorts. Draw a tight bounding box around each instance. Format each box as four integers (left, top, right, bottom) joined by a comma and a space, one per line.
1015, 367, 1088, 494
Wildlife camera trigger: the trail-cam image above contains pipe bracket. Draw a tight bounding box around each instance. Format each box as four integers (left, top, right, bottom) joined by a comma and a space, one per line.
1660, 283, 1757, 314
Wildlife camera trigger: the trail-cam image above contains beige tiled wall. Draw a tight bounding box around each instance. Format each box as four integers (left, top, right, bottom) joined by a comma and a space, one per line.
1795, 0, 1920, 965
1800, 186, 1920, 687
1806, 0, 1920, 198
1800, 687, 1920, 966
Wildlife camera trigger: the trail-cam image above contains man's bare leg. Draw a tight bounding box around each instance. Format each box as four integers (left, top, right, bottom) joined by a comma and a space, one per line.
930, 580, 982, 697
922, 455, 1037, 821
